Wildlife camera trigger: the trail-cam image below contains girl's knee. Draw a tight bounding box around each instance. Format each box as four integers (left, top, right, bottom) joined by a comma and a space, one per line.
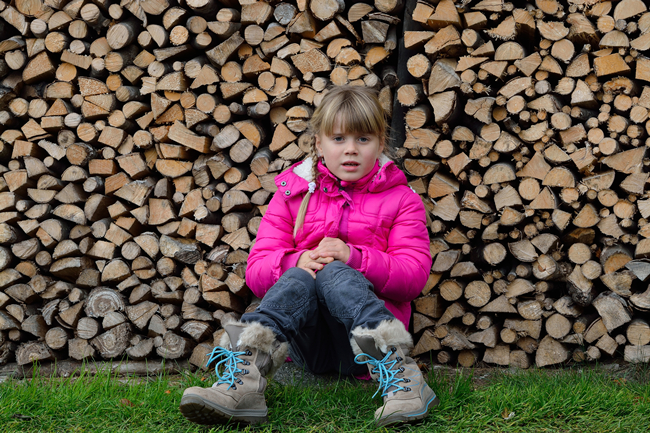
315, 261, 354, 283
274, 267, 317, 296
315, 262, 373, 309
285, 266, 315, 281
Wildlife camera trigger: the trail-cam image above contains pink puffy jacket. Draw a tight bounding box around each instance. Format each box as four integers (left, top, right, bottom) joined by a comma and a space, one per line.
245, 155, 432, 329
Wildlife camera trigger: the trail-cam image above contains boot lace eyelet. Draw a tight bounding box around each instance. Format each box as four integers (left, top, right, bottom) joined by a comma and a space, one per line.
354, 348, 422, 401
208, 346, 261, 391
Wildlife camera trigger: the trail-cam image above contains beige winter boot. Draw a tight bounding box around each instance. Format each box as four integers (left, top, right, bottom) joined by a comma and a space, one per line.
179, 322, 287, 425
351, 320, 439, 426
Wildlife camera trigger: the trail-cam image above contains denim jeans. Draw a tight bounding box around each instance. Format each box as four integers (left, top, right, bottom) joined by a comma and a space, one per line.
241, 261, 396, 376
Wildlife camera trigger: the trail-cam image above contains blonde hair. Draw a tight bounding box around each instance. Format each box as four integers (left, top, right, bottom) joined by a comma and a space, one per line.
294, 85, 389, 237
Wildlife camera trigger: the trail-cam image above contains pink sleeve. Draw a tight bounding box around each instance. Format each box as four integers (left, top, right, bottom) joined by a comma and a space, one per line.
281, 250, 307, 273
345, 244, 363, 269
353, 192, 431, 302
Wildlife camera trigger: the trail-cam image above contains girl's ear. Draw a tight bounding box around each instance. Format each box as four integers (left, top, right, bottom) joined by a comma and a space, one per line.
378, 136, 385, 156
314, 134, 322, 156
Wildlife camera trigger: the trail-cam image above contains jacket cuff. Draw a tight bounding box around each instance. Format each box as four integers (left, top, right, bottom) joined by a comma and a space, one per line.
345, 244, 363, 270
280, 250, 306, 274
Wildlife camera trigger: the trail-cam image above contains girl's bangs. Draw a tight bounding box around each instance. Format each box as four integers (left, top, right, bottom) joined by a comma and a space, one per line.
319, 95, 385, 137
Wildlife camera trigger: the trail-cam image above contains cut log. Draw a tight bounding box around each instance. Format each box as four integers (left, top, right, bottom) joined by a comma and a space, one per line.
16, 342, 55, 365
535, 336, 569, 367
592, 292, 632, 332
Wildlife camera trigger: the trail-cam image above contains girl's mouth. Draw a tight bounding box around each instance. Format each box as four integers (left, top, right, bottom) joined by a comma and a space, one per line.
341, 162, 360, 172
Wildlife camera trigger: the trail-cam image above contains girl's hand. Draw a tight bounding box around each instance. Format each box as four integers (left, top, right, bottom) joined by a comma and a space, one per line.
310, 237, 350, 263
297, 251, 334, 278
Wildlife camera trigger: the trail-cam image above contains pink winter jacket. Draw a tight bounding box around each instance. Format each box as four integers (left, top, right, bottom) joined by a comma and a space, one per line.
245, 155, 432, 329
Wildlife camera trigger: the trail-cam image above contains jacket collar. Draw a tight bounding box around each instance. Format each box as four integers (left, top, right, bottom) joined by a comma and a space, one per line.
316, 159, 380, 193
274, 154, 407, 199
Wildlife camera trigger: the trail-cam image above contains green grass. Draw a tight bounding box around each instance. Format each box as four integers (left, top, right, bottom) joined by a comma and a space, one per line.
1, 363, 650, 432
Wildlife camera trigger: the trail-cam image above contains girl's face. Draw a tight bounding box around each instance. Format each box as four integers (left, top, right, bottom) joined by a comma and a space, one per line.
315, 117, 384, 183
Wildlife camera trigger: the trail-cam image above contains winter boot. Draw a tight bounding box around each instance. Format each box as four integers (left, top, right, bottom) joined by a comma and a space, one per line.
351, 320, 439, 426
179, 322, 287, 425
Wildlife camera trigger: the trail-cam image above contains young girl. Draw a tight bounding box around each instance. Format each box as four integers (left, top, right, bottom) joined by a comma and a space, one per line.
179, 85, 439, 426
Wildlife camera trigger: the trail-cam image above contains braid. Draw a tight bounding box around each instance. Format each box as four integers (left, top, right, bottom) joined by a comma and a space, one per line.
293, 150, 319, 238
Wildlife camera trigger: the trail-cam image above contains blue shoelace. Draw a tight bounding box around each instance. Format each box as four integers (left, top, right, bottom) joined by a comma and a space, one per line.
206, 346, 251, 390
354, 348, 411, 398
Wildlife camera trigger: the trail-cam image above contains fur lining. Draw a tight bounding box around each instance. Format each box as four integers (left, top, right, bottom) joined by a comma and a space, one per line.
375, 153, 391, 179
218, 321, 288, 378
292, 157, 315, 182
350, 319, 413, 356
239, 322, 278, 353
218, 328, 232, 348
268, 341, 289, 379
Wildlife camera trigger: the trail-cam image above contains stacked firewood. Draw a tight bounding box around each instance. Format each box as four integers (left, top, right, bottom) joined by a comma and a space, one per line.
405, 0, 650, 368
0, 0, 402, 366
3, 0, 650, 371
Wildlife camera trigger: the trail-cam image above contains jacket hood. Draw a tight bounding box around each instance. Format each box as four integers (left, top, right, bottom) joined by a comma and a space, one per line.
274, 154, 408, 199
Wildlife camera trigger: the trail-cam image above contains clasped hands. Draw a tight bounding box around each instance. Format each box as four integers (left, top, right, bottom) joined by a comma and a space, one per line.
296, 237, 350, 278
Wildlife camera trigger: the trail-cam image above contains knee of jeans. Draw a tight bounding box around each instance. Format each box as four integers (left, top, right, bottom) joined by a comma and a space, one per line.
284, 266, 315, 281
259, 269, 317, 312
315, 261, 354, 284
315, 262, 371, 319
279, 267, 317, 295
280, 267, 314, 286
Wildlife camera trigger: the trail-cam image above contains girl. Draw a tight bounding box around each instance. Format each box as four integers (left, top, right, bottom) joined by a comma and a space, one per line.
179, 85, 439, 427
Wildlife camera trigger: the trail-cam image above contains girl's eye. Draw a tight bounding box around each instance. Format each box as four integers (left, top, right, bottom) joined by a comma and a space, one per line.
358, 137, 369, 143
333, 136, 344, 142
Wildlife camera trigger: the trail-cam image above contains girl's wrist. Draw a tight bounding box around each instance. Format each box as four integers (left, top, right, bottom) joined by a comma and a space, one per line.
345, 244, 362, 269
282, 250, 308, 273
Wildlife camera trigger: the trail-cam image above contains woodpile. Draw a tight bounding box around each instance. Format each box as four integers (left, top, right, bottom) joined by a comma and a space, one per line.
406, 0, 650, 368
2, 0, 650, 370
0, 0, 402, 367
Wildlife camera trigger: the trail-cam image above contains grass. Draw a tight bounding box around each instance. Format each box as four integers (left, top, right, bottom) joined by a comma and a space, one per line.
1, 362, 650, 432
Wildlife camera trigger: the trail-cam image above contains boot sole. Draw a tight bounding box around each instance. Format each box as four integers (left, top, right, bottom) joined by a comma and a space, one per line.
179, 394, 268, 426
376, 388, 440, 427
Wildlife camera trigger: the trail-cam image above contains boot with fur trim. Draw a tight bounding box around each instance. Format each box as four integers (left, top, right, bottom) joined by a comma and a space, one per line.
351, 319, 439, 426
180, 322, 287, 425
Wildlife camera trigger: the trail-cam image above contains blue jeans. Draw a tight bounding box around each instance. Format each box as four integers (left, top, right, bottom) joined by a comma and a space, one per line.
241, 261, 396, 376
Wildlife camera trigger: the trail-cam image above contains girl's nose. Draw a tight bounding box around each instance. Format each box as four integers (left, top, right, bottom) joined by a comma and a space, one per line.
344, 140, 358, 153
